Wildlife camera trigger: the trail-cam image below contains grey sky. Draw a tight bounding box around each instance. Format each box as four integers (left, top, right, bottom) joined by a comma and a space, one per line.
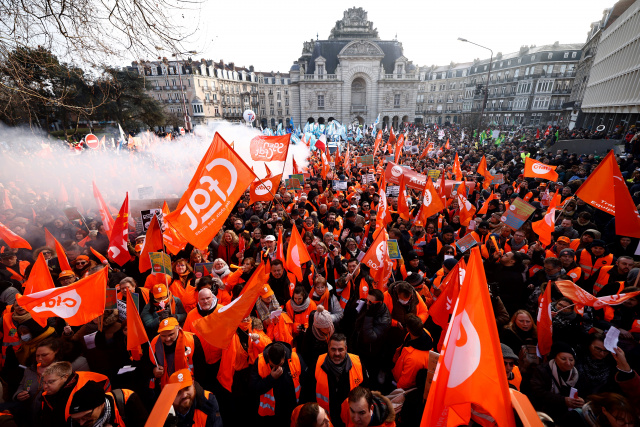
154, 0, 614, 72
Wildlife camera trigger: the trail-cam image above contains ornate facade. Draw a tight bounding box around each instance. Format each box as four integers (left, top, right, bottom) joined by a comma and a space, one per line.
289, 7, 420, 130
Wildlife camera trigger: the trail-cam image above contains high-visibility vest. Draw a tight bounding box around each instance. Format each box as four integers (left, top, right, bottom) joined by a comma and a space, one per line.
285, 299, 317, 333
592, 265, 616, 296
1, 306, 19, 368
65, 372, 112, 421
191, 390, 216, 426
630, 320, 640, 333
566, 266, 582, 283
183, 305, 224, 364
431, 269, 445, 290
105, 389, 134, 426
436, 238, 456, 257
6, 260, 30, 282
321, 224, 342, 241
504, 241, 528, 254
257, 350, 301, 416
315, 353, 363, 415
570, 239, 581, 251
578, 250, 613, 280
169, 279, 197, 313
412, 236, 427, 257
338, 277, 369, 309
151, 331, 195, 388
509, 366, 522, 391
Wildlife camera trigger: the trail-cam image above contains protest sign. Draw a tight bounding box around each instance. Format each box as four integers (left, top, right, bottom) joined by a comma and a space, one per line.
490, 173, 505, 184
502, 197, 536, 230
141, 208, 163, 232
357, 155, 374, 166
386, 185, 400, 197
194, 262, 214, 279
332, 180, 348, 191
387, 240, 402, 259
149, 252, 172, 275
106, 288, 118, 310
456, 233, 478, 253
427, 169, 441, 181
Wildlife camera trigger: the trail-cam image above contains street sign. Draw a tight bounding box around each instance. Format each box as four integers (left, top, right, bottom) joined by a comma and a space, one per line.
85, 133, 100, 149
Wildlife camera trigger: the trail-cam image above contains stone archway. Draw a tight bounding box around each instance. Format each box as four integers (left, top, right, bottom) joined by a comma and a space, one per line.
392, 116, 399, 129
318, 117, 325, 125
355, 116, 364, 125
351, 78, 366, 110
401, 115, 409, 125
383, 116, 389, 128
307, 117, 315, 124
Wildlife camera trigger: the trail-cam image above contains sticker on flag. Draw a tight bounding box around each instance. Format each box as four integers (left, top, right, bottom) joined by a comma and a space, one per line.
386, 186, 400, 197
194, 262, 214, 279
149, 252, 172, 275
387, 239, 402, 259
332, 180, 348, 191
502, 197, 536, 230
455, 233, 478, 253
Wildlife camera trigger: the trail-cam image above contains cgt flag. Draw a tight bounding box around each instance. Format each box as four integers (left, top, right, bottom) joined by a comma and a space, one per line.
421, 247, 515, 427
0, 221, 32, 250
524, 158, 558, 182
249, 134, 290, 162
17, 267, 107, 327
360, 229, 393, 288
286, 225, 312, 281
249, 169, 283, 205
165, 133, 257, 249
108, 193, 132, 266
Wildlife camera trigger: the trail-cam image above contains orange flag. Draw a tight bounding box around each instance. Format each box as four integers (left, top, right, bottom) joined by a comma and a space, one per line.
343, 144, 351, 173
92, 182, 115, 239
144, 383, 182, 427
292, 156, 301, 174
478, 192, 498, 215
286, 226, 312, 281
249, 173, 283, 205
373, 176, 392, 239
165, 133, 257, 249
532, 206, 555, 247
126, 289, 149, 361
457, 193, 476, 227
397, 174, 412, 221
22, 253, 55, 295
108, 193, 132, 266
59, 180, 69, 203
320, 151, 330, 179
574, 151, 640, 237
419, 176, 445, 223
193, 263, 269, 349
0, 221, 31, 250
44, 228, 71, 271
429, 259, 465, 329
17, 267, 107, 327
554, 279, 640, 308
421, 248, 515, 427
360, 229, 394, 288
445, 139, 450, 150
394, 134, 405, 164
90, 247, 109, 266
389, 127, 397, 148
537, 281, 553, 356
372, 130, 383, 158
276, 227, 285, 263
453, 153, 463, 181
477, 155, 493, 189
139, 214, 164, 273
523, 158, 558, 182
162, 201, 188, 256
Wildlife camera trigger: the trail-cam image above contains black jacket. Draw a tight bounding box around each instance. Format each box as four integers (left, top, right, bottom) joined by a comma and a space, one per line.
171, 382, 222, 427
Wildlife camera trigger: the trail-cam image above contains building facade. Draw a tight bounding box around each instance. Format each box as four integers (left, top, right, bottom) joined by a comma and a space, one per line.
131, 58, 259, 128
462, 43, 583, 127
256, 72, 292, 129
289, 7, 420, 130
580, 0, 640, 131
417, 62, 472, 126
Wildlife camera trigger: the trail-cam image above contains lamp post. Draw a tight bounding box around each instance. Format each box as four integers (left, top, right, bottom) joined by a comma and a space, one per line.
458, 38, 493, 129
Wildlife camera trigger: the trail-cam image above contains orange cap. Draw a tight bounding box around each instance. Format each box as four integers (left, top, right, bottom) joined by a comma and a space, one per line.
153, 284, 168, 300
168, 368, 193, 388
157, 316, 179, 333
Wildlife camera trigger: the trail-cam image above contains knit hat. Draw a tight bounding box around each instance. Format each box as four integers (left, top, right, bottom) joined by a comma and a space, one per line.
314, 306, 333, 329
501, 343, 518, 360
68, 380, 107, 414
559, 248, 575, 258
443, 258, 458, 271
441, 226, 455, 235
406, 272, 424, 287
590, 239, 606, 249
551, 342, 576, 359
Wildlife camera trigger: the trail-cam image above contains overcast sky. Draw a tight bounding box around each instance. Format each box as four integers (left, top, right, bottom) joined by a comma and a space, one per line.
152, 0, 614, 72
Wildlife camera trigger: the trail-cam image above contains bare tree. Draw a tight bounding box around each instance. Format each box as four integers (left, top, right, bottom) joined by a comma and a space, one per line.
0, 0, 200, 125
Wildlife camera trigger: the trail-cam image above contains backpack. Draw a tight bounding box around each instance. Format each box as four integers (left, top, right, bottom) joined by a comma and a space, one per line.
111, 389, 127, 426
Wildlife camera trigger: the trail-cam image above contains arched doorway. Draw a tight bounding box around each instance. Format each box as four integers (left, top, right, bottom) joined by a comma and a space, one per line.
383, 116, 389, 129
392, 116, 399, 129
401, 115, 409, 125
261, 118, 267, 128
318, 117, 325, 125
271, 118, 276, 127
307, 117, 315, 124
351, 78, 366, 111
355, 116, 364, 125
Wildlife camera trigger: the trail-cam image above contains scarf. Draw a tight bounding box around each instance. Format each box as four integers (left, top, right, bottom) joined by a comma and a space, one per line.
92, 398, 112, 427
577, 355, 611, 393
196, 297, 217, 317
324, 354, 349, 382
312, 288, 330, 309
12, 311, 31, 325
549, 359, 578, 395
290, 297, 311, 313
214, 266, 230, 278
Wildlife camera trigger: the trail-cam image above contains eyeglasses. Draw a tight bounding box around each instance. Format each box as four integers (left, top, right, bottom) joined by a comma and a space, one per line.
75, 261, 87, 266
445, 251, 455, 255
592, 345, 608, 354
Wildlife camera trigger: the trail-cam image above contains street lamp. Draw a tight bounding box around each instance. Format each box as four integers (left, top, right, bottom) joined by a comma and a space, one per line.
458, 37, 493, 129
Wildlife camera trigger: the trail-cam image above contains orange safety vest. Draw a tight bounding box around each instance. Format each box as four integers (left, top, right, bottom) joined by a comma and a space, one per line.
150, 331, 195, 388
257, 350, 301, 416
191, 390, 216, 426
1, 306, 19, 368
6, 260, 30, 282
504, 241, 528, 253
569, 239, 581, 251
321, 223, 342, 241
630, 320, 640, 333
105, 389, 134, 426
65, 372, 112, 421
183, 305, 224, 364
285, 299, 317, 333
315, 353, 363, 416
431, 269, 446, 290
412, 235, 427, 257
170, 279, 197, 313
435, 238, 456, 257
509, 366, 522, 391
338, 277, 369, 309
592, 265, 616, 296
566, 266, 582, 283
578, 250, 613, 280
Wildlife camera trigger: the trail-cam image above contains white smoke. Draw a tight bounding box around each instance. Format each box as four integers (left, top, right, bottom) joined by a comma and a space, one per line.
0, 122, 311, 212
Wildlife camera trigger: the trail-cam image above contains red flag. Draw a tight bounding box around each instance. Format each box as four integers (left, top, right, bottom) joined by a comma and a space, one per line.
421, 248, 515, 427
397, 174, 412, 221
612, 157, 640, 238
286, 226, 312, 281
388, 127, 397, 148
419, 176, 445, 223
0, 221, 31, 250
126, 289, 149, 360
92, 182, 115, 239
139, 214, 164, 273
535, 129, 540, 140
429, 259, 465, 329
537, 281, 553, 356
17, 267, 107, 327
315, 135, 327, 152
162, 202, 188, 256
373, 130, 383, 158
249, 134, 291, 162
457, 193, 476, 227
44, 228, 70, 271
292, 156, 301, 174
360, 229, 394, 287
532, 207, 555, 247
165, 133, 257, 249
193, 263, 269, 349
108, 193, 132, 266
23, 253, 55, 295
276, 227, 285, 263
453, 153, 463, 181
394, 134, 405, 164
523, 158, 558, 181
554, 280, 640, 308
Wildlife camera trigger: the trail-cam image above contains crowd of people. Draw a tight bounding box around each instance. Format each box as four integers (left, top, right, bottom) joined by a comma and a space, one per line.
0, 123, 639, 427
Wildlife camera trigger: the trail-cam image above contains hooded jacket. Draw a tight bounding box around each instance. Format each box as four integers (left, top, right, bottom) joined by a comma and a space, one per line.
340, 390, 396, 427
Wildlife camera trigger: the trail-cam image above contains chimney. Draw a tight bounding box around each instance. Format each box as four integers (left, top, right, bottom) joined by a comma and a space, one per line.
229, 62, 235, 70
249, 65, 254, 72
220, 59, 224, 67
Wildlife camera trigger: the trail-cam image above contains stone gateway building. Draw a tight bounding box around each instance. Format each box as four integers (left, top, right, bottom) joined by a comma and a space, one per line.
289, 7, 420, 130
